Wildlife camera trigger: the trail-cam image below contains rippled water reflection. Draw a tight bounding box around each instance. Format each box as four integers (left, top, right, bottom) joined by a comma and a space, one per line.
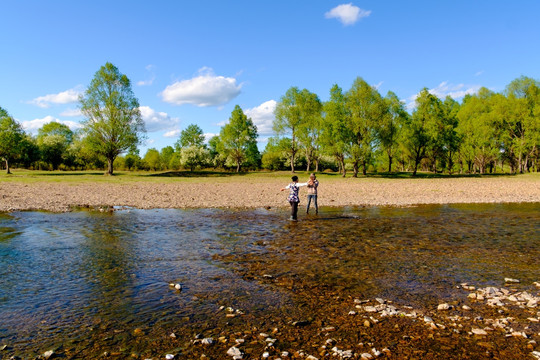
0, 204, 538, 357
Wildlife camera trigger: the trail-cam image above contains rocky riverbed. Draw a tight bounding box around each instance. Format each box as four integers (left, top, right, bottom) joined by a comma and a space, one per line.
0, 175, 539, 212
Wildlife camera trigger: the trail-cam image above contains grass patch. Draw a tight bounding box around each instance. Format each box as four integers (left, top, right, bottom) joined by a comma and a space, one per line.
0, 168, 537, 185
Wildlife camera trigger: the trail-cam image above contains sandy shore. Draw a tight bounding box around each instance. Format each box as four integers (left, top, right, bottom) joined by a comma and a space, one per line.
1, 176, 539, 212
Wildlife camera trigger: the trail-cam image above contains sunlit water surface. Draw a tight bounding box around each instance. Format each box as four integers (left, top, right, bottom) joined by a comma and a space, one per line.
0, 203, 538, 356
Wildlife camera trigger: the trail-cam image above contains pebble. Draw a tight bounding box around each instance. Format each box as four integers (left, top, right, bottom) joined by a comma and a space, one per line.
437, 303, 451, 310
202, 338, 213, 345
504, 278, 520, 283
165, 355, 175, 360
227, 346, 242, 358
361, 353, 374, 359
472, 328, 488, 336
174, 284, 182, 290
43, 350, 54, 359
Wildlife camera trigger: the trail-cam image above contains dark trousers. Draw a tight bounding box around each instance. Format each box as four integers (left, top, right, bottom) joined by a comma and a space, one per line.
306, 195, 318, 213
289, 201, 299, 220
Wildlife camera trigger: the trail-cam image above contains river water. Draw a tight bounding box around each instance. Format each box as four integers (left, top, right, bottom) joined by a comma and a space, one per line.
0, 203, 539, 358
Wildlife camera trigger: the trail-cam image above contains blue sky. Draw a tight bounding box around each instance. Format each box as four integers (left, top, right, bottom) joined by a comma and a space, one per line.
1, 1, 539, 153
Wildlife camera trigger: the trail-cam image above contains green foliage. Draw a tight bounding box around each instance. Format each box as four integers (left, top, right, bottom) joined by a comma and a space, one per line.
175, 124, 206, 151
0, 107, 26, 173
404, 88, 443, 175
219, 105, 259, 172
180, 145, 210, 171
261, 136, 291, 170
79, 62, 146, 175
143, 148, 161, 171
321, 84, 351, 176
378, 91, 408, 173
36, 122, 74, 170
346, 77, 386, 176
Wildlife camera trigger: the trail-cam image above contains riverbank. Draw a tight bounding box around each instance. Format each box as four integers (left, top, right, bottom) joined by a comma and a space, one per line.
1, 171, 539, 212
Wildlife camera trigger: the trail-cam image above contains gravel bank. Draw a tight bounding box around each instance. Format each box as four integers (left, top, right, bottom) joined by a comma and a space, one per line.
1, 176, 539, 212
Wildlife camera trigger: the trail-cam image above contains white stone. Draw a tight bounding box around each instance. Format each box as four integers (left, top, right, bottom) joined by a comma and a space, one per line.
348, 311, 357, 315
364, 306, 378, 312
202, 338, 213, 345
262, 352, 270, 358
227, 346, 242, 357
306, 356, 318, 360
531, 351, 540, 360
471, 328, 488, 335
462, 305, 472, 311
174, 283, 182, 290
437, 303, 451, 310
372, 348, 382, 357
504, 278, 520, 283
281, 351, 289, 357
43, 350, 54, 359
424, 316, 434, 323
165, 355, 175, 360
361, 353, 374, 359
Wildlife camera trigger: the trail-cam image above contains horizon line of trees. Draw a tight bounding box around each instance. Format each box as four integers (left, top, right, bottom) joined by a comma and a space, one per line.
1, 65, 538, 176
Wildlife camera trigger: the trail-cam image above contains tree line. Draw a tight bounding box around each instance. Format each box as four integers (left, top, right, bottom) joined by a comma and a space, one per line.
1, 62, 538, 175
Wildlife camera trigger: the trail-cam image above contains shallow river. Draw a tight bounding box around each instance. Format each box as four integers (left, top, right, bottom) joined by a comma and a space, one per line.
0, 203, 539, 358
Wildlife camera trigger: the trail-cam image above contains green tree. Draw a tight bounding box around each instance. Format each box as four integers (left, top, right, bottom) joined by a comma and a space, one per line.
0, 107, 25, 174
295, 89, 323, 172
321, 84, 351, 176
346, 77, 386, 176
378, 91, 408, 173
79, 62, 146, 175
160, 146, 175, 170
439, 96, 462, 173
180, 145, 210, 171
274, 87, 303, 172
219, 105, 259, 172
457, 89, 500, 174
143, 148, 161, 170
261, 137, 290, 170
208, 135, 226, 169
503, 76, 540, 173
36, 122, 74, 170
175, 124, 206, 151
405, 88, 442, 176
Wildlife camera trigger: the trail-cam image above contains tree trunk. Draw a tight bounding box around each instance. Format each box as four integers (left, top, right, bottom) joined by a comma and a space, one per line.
306, 157, 311, 173
388, 155, 392, 173
315, 158, 319, 173
352, 161, 359, 178
362, 161, 367, 176
5, 159, 10, 174
236, 161, 240, 173
107, 158, 114, 176
340, 157, 346, 177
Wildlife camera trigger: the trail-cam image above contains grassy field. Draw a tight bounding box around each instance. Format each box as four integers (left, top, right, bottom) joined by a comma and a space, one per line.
0, 168, 538, 184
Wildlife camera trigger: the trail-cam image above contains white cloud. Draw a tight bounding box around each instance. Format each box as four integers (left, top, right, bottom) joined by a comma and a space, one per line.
474, 70, 484, 77
164, 129, 181, 138
161, 67, 242, 107
60, 108, 82, 117
244, 100, 276, 136
28, 87, 82, 108
204, 133, 218, 143
137, 64, 156, 86
325, 3, 371, 26
406, 82, 481, 110
20, 116, 83, 133
139, 106, 180, 133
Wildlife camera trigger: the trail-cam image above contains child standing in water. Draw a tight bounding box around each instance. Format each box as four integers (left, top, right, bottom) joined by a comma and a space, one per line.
306, 173, 319, 214
280, 175, 308, 221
